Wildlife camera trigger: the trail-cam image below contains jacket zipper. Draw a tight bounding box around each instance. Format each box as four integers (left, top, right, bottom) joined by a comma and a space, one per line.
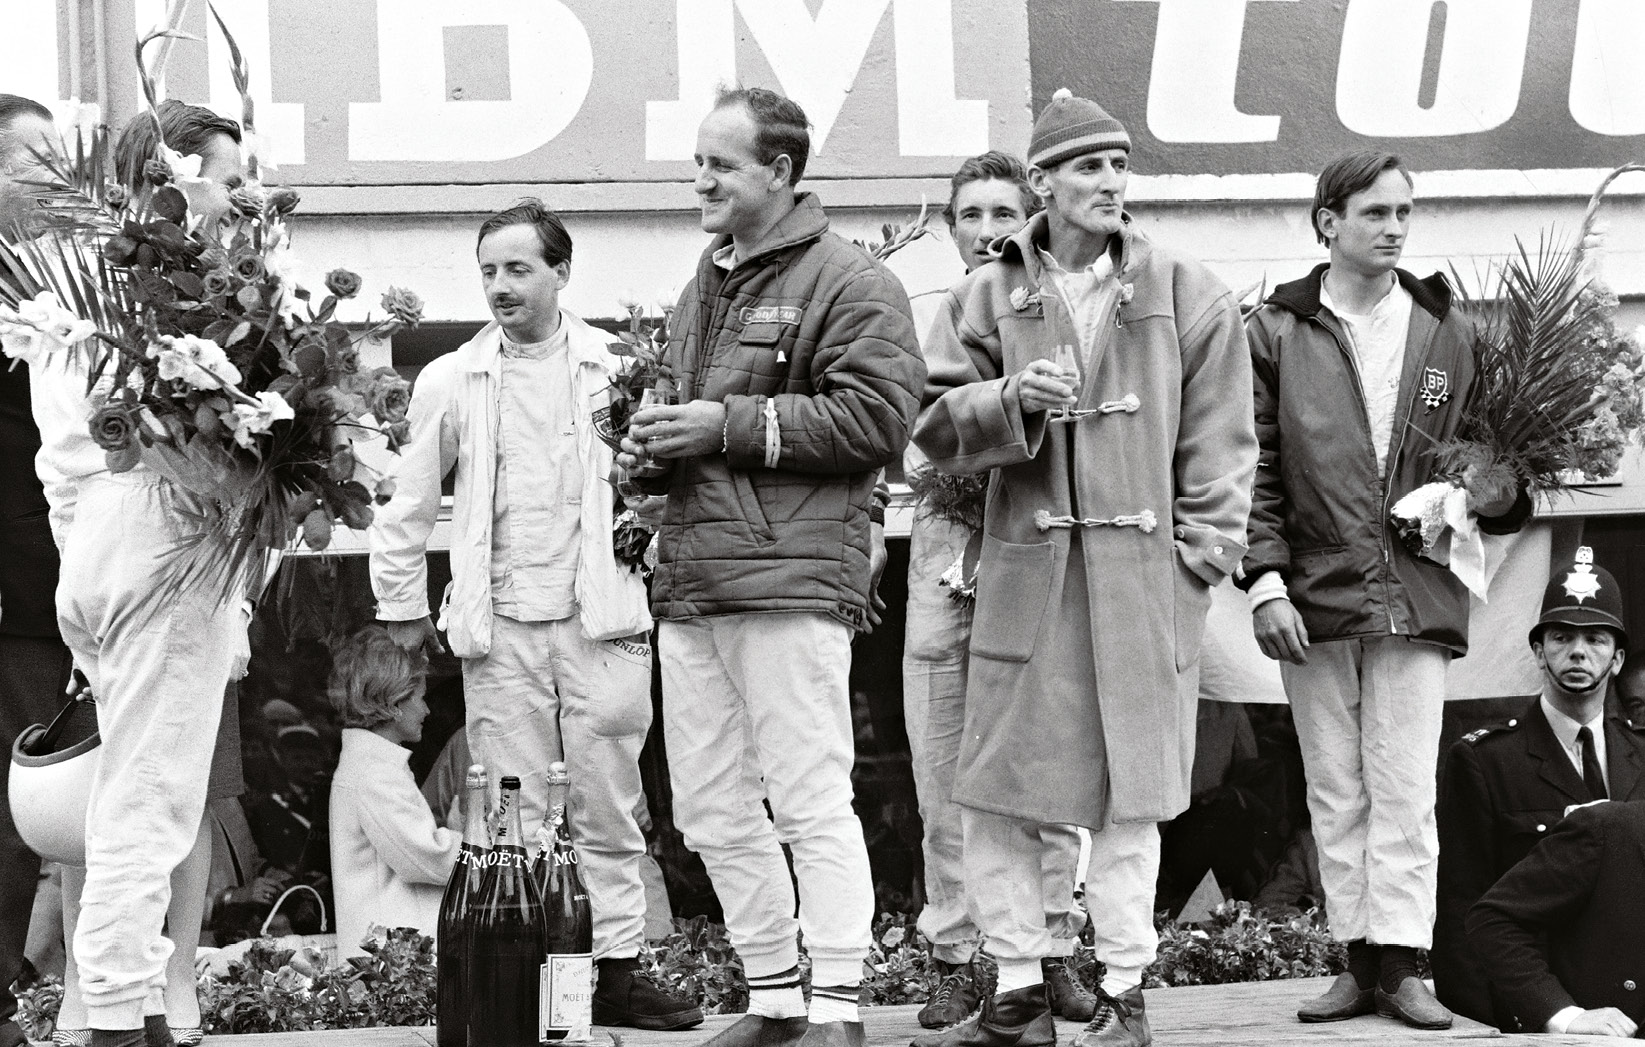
1379, 319, 1440, 633
1314, 311, 1398, 633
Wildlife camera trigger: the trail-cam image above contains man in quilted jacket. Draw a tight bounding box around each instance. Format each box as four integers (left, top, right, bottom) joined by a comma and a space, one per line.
620, 86, 924, 1047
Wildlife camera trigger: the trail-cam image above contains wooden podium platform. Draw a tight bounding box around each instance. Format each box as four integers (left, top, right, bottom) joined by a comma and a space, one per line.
195, 977, 1601, 1047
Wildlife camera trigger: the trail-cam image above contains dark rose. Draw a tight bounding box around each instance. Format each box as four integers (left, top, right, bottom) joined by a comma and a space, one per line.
330, 341, 360, 375
380, 287, 425, 327
324, 268, 362, 300
227, 185, 268, 218
142, 158, 171, 186
89, 401, 137, 452
232, 253, 266, 283
201, 269, 235, 298
269, 187, 301, 215
104, 181, 129, 209
364, 367, 412, 424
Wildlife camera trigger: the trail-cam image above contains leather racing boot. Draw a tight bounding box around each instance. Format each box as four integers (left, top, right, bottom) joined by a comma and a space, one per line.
1070, 986, 1150, 1047
910, 983, 1055, 1047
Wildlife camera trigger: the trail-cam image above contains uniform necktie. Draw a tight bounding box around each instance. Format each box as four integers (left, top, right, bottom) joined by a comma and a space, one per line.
1578, 725, 1607, 800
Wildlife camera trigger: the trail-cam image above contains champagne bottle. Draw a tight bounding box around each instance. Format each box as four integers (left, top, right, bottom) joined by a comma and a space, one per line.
532, 761, 594, 1041
436, 764, 490, 1047
468, 775, 548, 1047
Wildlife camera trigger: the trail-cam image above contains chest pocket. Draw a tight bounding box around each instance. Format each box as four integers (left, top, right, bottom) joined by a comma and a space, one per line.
736, 321, 794, 385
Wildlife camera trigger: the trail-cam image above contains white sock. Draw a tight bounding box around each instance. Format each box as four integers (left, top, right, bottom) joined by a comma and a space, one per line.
1104, 966, 1145, 997
993, 957, 1045, 995
808, 985, 860, 1024
747, 967, 807, 1019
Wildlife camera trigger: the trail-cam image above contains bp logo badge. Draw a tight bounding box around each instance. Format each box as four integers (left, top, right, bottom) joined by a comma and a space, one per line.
1419, 367, 1451, 410
1563, 547, 1602, 603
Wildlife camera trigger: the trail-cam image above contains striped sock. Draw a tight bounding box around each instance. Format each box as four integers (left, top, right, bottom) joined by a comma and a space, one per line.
747, 966, 807, 1019
809, 983, 861, 1024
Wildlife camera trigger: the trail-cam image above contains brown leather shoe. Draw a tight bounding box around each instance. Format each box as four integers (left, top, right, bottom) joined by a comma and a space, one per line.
910, 984, 1056, 1047
1375, 977, 1453, 1030
1296, 973, 1376, 1023
697, 1014, 811, 1047
1070, 986, 1150, 1047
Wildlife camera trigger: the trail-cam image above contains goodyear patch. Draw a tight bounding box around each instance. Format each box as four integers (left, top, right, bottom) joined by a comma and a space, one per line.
739, 305, 802, 326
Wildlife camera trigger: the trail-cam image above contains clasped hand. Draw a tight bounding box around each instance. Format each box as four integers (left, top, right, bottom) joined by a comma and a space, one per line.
617, 401, 728, 470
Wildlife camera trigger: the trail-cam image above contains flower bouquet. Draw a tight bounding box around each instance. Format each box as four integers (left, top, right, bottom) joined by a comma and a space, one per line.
1389, 163, 1645, 597
592, 301, 675, 458
0, 13, 422, 601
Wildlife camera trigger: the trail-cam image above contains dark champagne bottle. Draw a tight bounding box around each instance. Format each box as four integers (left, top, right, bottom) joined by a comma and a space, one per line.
468, 775, 548, 1047
532, 761, 594, 1040
436, 764, 490, 1047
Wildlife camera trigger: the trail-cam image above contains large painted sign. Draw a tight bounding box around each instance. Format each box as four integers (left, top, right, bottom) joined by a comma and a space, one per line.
1031, 0, 1645, 178
3, 0, 1642, 193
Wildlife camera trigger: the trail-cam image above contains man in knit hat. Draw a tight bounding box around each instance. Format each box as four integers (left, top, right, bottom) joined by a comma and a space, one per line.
911, 90, 1256, 1047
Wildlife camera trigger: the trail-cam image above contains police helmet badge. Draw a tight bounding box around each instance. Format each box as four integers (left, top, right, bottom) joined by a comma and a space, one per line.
1563, 546, 1602, 604
1419, 367, 1451, 411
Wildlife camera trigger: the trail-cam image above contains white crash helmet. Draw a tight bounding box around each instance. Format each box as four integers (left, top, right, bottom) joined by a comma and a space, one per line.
9, 697, 99, 867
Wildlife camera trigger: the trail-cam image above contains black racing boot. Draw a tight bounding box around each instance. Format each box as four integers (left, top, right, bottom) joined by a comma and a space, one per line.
919, 960, 985, 1029
593, 956, 706, 1030
1042, 959, 1099, 1021
910, 983, 1055, 1047
1070, 986, 1150, 1047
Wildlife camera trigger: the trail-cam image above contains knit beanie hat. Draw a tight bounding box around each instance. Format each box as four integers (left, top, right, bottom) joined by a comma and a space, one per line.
1028, 88, 1131, 170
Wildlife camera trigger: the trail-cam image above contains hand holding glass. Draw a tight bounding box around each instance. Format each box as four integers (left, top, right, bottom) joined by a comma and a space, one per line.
1051, 344, 1081, 422
628, 386, 678, 478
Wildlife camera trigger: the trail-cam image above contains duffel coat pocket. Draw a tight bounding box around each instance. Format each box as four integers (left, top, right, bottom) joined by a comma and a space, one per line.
969, 535, 1057, 663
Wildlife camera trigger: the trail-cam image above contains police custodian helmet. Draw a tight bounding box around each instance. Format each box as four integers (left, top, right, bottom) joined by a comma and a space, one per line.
1529, 546, 1628, 649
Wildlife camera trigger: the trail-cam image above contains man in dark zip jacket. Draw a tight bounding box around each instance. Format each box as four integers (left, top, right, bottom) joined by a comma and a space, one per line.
1238, 152, 1531, 1031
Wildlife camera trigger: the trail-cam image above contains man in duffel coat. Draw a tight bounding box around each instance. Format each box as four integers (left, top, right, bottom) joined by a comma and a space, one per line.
910, 89, 1256, 1047
1467, 799, 1645, 1038
1434, 549, 1645, 1030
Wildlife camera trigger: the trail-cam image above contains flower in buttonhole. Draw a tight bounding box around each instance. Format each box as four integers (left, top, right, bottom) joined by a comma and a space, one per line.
149, 334, 242, 390
1009, 286, 1030, 311
0, 292, 97, 366
1120, 283, 1135, 304
225, 390, 295, 448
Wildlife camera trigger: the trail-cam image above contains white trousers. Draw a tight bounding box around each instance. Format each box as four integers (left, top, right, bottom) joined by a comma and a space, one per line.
55, 475, 239, 1030
903, 511, 1085, 963
1281, 634, 1449, 947
463, 613, 654, 959
660, 612, 873, 989
964, 808, 1158, 989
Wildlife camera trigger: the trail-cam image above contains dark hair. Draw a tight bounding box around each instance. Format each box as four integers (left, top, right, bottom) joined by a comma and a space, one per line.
0, 94, 53, 165
712, 86, 811, 186
942, 151, 1040, 228
113, 100, 242, 191
476, 198, 573, 267
1312, 151, 1413, 245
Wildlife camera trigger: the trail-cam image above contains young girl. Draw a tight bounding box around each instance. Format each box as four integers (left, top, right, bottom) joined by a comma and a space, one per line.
327, 626, 460, 958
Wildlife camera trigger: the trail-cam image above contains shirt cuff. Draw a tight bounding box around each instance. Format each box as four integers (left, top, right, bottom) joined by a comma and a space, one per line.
1546, 1006, 1583, 1034
1247, 569, 1289, 611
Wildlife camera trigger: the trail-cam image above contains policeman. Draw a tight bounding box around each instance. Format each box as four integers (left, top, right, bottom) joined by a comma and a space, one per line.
1432, 547, 1645, 1030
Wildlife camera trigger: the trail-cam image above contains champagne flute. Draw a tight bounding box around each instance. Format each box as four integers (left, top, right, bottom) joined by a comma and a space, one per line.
1051, 343, 1081, 422
630, 384, 678, 477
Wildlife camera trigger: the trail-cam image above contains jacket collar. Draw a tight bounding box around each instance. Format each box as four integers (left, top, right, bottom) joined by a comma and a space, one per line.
1266, 262, 1452, 322
339, 726, 411, 766
700, 191, 831, 274
995, 211, 1147, 285
1605, 716, 1645, 800
454, 310, 611, 375
1523, 699, 1595, 804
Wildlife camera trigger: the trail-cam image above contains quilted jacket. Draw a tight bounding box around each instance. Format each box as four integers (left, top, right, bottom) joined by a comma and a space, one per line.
645, 193, 925, 626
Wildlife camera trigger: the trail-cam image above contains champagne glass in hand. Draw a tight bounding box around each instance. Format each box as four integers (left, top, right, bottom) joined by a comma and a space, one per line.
1051, 343, 1081, 422
629, 385, 678, 478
